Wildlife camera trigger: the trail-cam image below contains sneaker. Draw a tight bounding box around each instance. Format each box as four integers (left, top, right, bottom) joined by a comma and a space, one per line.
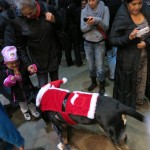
31, 110, 40, 118
57, 143, 64, 150
23, 111, 31, 121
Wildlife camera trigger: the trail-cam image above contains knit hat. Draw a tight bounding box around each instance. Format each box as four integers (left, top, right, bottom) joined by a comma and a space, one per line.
36, 78, 68, 106
1, 46, 18, 62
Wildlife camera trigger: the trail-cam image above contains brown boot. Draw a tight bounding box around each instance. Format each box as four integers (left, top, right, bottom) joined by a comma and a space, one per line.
88, 77, 97, 91
99, 81, 105, 96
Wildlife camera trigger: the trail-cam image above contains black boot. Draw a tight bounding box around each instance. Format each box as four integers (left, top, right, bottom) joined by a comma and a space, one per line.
99, 81, 105, 96
88, 77, 97, 91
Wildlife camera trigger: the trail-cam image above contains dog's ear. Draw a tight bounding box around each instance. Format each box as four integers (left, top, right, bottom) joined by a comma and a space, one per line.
121, 114, 127, 125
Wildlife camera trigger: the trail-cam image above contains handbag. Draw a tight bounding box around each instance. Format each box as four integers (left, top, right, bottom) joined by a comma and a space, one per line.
96, 26, 111, 50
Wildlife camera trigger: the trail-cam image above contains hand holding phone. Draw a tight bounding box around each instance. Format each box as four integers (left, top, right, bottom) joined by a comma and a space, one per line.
136, 27, 150, 37
83, 17, 88, 22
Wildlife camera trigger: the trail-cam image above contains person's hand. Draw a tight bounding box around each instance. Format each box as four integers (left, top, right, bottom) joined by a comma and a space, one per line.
13, 145, 24, 150
18, 146, 24, 150
45, 12, 55, 23
129, 28, 140, 40
137, 41, 146, 49
10, 76, 16, 81
27, 64, 37, 74
87, 16, 95, 26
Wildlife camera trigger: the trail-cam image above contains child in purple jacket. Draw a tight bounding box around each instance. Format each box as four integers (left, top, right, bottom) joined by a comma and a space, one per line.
1, 46, 40, 121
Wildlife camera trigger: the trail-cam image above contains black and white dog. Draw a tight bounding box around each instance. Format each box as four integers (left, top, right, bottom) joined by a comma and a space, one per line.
36, 78, 144, 150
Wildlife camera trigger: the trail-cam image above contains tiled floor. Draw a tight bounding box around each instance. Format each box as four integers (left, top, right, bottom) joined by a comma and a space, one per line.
0, 51, 149, 150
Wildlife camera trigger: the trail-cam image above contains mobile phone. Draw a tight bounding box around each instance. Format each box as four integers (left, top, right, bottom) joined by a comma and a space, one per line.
136, 27, 150, 37
83, 18, 88, 22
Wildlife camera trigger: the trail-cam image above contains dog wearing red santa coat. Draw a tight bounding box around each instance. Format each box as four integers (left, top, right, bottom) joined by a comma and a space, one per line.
36, 78, 144, 150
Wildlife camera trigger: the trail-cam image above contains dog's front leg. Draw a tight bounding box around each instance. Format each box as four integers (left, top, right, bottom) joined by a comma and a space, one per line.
61, 124, 70, 150
55, 123, 70, 150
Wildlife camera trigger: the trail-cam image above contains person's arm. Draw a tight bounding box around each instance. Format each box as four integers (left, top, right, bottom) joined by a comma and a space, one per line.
3, 75, 16, 87
4, 17, 33, 68
80, 9, 93, 33
94, 6, 110, 31
0, 103, 25, 149
39, 0, 62, 29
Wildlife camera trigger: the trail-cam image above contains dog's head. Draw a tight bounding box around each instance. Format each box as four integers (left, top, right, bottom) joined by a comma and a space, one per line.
102, 113, 128, 148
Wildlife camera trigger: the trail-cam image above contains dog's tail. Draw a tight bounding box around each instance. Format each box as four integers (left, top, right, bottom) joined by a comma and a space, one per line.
119, 106, 144, 122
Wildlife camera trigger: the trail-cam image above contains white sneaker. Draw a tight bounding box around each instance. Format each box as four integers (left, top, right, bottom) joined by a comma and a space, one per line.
57, 143, 64, 150
23, 111, 31, 121
31, 110, 40, 118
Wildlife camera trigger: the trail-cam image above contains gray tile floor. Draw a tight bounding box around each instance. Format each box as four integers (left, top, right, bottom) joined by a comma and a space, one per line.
0, 51, 149, 150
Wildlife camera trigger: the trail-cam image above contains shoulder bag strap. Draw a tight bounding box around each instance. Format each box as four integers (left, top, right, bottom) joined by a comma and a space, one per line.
96, 26, 108, 40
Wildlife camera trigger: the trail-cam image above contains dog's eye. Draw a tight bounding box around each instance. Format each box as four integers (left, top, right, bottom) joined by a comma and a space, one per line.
109, 129, 114, 136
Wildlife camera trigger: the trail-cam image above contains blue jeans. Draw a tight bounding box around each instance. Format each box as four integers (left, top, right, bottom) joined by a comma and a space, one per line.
84, 41, 106, 81
107, 47, 117, 79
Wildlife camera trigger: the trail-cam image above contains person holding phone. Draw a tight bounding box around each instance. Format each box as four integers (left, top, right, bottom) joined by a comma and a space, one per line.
80, 0, 109, 95
110, 0, 150, 108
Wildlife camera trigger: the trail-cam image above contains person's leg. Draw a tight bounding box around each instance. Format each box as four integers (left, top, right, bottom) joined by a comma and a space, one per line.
28, 102, 40, 118
69, 29, 83, 66
84, 41, 97, 91
19, 102, 31, 121
136, 49, 147, 105
95, 42, 106, 95
64, 46, 73, 66
49, 69, 59, 81
107, 47, 117, 80
37, 72, 48, 87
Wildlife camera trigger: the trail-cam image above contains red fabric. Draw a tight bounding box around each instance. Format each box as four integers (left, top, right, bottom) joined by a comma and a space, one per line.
40, 88, 76, 125
66, 92, 93, 117
61, 112, 76, 125
40, 89, 98, 125
50, 80, 64, 88
35, 1, 41, 18
40, 89, 68, 112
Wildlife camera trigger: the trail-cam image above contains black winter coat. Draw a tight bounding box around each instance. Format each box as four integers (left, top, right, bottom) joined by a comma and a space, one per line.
110, 3, 150, 109
0, 63, 7, 86
5, 0, 62, 73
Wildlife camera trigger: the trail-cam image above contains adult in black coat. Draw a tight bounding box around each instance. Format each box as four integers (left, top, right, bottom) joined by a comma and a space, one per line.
5, 0, 62, 87
57, 0, 83, 66
102, 0, 123, 32
0, 0, 16, 101
110, 0, 150, 109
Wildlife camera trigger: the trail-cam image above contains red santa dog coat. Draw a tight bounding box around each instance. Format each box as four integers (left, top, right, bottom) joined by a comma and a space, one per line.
36, 78, 99, 125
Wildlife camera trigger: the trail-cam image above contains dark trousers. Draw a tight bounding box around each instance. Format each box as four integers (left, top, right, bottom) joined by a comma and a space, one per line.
37, 69, 59, 87
66, 29, 83, 66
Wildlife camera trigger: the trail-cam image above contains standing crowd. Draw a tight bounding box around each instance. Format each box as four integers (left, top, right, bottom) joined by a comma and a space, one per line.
0, 0, 150, 149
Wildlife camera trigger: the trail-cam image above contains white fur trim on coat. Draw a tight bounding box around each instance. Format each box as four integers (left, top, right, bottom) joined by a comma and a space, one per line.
87, 93, 99, 119
36, 83, 51, 107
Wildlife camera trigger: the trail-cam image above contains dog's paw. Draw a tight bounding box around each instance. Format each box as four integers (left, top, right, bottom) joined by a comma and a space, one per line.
57, 143, 64, 150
